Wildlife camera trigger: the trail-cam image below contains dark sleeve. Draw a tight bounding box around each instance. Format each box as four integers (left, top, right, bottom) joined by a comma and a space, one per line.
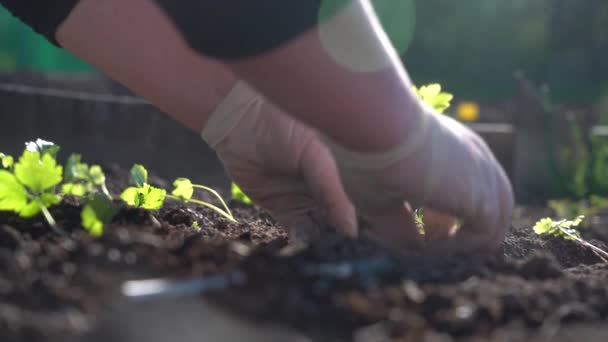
154, 0, 351, 60
0, 0, 81, 47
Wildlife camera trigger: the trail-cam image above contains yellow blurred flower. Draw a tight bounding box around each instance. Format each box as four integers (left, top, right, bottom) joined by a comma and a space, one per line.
457, 101, 480, 122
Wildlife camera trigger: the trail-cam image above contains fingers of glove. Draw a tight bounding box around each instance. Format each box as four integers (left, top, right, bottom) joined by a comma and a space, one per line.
362, 201, 424, 250
300, 138, 358, 238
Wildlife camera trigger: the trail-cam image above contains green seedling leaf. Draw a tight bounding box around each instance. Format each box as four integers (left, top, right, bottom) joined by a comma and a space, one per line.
0, 170, 27, 212
25, 139, 60, 159
64, 154, 87, 182
130, 164, 148, 187
120, 184, 165, 210
14, 151, 63, 193
19, 193, 61, 219
82, 194, 118, 236
172, 178, 194, 201
414, 83, 454, 113
62, 183, 89, 197
533, 216, 584, 240
0, 153, 13, 169
120, 187, 141, 207
231, 182, 252, 205
89, 165, 105, 185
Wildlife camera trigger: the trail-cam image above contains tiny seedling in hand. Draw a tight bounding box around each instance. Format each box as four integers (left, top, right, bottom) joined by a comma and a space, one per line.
231, 182, 252, 205
169, 177, 236, 222
533, 216, 608, 261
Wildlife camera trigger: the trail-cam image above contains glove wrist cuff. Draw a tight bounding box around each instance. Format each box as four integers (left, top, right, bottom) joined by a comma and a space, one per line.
201, 80, 263, 148
321, 110, 437, 170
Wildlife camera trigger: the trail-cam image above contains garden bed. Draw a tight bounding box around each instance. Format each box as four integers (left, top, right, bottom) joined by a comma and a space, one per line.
1, 165, 608, 342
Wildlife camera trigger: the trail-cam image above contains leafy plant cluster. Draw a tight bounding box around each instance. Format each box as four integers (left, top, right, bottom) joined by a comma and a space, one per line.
0, 139, 250, 236
533, 215, 608, 261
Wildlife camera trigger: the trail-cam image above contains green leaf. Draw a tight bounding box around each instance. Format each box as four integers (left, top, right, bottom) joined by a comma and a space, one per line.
25, 139, 60, 159
89, 165, 106, 185
19, 200, 42, 218
14, 151, 63, 193
0, 170, 27, 212
120, 185, 165, 210
40, 193, 61, 207
64, 154, 85, 182
533, 217, 554, 235
81, 194, 118, 236
414, 83, 454, 113
130, 164, 148, 187
18, 194, 61, 219
62, 183, 88, 197
172, 178, 194, 201
231, 182, 252, 205
120, 187, 141, 207
139, 185, 166, 210
0, 153, 13, 169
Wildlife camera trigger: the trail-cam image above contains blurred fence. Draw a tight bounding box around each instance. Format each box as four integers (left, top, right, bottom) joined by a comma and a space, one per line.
0, 72, 228, 189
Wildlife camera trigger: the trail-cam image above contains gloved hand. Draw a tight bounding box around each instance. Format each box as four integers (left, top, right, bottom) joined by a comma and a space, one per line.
202, 81, 357, 242
323, 103, 514, 254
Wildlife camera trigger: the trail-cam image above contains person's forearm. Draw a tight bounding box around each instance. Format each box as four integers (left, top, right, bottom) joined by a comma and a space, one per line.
228, 0, 424, 152
55, 0, 236, 133
156, 0, 425, 153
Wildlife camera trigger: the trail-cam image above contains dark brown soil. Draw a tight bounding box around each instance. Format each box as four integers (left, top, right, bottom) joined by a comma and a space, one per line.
1, 168, 608, 342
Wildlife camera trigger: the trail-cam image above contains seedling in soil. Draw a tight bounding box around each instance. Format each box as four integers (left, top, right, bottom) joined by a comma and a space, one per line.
231, 182, 252, 205
169, 177, 236, 222
0, 147, 63, 234
0, 139, 120, 236
533, 216, 608, 261
120, 165, 236, 222
120, 164, 167, 210
62, 154, 112, 199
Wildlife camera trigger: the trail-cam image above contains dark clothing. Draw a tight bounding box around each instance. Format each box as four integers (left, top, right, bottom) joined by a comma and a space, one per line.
0, 0, 80, 46
155, 0, 343, 60
0, 0, 349, 59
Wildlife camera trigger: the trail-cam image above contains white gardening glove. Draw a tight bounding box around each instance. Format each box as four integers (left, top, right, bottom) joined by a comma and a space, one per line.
202, 81, 357, 242
322, 105, 514, 254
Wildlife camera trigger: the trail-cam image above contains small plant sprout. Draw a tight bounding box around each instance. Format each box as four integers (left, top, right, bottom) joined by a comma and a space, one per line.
120, 164, 166, 210
231, 182, 252, 205
62, 154, 112, 199
81, 193, 118, 237
169, 177, 236, 222
533, 216, 608, 261
0, 144, 63, 234
413, 83, 454, 114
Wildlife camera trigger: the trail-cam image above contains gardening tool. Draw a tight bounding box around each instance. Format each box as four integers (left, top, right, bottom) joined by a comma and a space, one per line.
85, 271, 311, 342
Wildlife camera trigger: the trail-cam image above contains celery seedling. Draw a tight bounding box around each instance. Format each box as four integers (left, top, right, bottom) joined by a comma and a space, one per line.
81, 193, 118, 236
533, 216, 608, 261
169, 178, 236, 222
120, 164, 166, 210
0, 148, 63, 234
231, 182, 252, 205
62, 154, 112, 199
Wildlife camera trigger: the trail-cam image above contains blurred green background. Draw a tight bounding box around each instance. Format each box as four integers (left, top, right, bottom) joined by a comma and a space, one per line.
0, 0, 607, 104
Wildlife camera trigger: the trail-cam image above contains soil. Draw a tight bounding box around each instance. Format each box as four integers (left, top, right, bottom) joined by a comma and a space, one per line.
1, 166, 608, 342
